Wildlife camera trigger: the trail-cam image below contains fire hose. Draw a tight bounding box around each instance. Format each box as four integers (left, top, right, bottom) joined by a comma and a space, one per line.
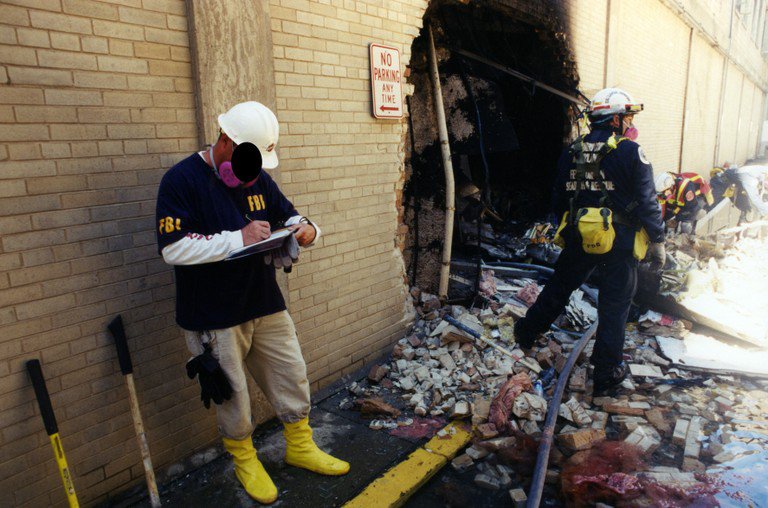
526, 320, 598, 508
452, 259, 602, 504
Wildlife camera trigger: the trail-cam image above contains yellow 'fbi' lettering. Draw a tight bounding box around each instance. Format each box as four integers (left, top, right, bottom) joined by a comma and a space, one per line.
158, 217, 180, 234
248, 194, 266, 212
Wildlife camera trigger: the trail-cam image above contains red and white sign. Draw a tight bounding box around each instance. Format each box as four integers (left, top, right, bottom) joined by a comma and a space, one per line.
369, 43, 403, 119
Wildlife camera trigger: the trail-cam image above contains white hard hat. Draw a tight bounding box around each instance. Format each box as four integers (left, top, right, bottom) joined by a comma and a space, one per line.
654, 172, 675, 193
218, 101, 279, 169
587, 88, 643, 118
459, 183, 481, 199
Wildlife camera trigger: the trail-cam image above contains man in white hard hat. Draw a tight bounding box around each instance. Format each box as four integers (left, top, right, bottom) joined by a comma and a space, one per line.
155, 101, 349, 504
514, 88, 665, 394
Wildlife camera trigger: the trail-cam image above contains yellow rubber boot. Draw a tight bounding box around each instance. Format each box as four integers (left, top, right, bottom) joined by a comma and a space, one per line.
283, 417, 350, 475
222, 437, 278, 504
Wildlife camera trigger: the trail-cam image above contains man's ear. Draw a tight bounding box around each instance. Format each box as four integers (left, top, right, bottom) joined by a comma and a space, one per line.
610, 114, 621, 128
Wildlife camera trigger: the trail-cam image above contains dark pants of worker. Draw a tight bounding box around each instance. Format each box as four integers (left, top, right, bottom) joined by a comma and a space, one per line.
514, 245, 638, 375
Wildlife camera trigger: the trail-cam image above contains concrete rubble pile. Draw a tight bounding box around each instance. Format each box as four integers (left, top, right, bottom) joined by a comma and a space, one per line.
343, 232, 768, 504
656, 224, 768, 348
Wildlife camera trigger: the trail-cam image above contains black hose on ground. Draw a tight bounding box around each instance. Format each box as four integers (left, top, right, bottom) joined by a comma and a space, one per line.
526, 320, 598, 508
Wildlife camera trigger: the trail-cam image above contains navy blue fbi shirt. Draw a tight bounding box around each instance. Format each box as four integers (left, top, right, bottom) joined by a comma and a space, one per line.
550, 128, 665, 249
156, 153, 298, 331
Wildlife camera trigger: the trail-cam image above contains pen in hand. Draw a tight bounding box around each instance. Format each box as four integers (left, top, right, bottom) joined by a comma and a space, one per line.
241, 215, 271, 245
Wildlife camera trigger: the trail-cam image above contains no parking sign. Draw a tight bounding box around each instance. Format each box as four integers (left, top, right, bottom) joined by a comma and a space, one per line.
369, 43, 403, 119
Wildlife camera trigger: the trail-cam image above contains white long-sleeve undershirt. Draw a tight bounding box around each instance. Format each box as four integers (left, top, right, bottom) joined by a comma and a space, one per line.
161, 215, 321, 266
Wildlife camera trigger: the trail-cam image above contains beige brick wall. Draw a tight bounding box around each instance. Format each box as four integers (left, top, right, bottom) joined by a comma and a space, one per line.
736, 79, 757, 161
267, 0, 426, 389
0, 1, 216, 506
719, 61, 745, 164
564, 0, 608, 95
567, 0, 766, 175
606, 0, 692, 172
680, 33, 725, 171
748, 85, 765, 157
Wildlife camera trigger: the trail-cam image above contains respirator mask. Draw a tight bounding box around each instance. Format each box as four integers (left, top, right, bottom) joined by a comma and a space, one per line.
210, 142, 263, 188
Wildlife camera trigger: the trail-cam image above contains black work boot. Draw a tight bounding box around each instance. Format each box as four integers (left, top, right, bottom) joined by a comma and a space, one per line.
513, 320, 535, 356
592, 362, 628, 395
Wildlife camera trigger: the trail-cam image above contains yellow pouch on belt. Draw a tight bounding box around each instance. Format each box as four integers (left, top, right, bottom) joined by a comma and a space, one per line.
553, 211, 569, 248
633, 227, 650, 261
575, 207, 615, 254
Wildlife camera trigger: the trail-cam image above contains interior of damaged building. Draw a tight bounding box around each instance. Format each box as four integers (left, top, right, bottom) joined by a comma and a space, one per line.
403, 1, 578, 294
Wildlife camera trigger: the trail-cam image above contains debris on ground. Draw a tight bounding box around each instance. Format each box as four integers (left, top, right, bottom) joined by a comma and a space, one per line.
652, 223, 768, 347
342, 222, 768, 506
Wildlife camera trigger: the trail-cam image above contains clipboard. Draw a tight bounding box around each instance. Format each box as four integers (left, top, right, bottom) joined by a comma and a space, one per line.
225, 228, 293, 261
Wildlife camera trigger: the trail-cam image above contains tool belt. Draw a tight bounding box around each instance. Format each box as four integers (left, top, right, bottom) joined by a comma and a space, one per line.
555, 209, 650, 260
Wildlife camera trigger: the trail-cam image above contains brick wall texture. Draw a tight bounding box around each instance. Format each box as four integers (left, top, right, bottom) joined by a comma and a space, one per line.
0, 0, 766, 505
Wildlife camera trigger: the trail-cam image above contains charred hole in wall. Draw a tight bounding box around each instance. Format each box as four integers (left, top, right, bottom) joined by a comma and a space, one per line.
402, 0, 579, 294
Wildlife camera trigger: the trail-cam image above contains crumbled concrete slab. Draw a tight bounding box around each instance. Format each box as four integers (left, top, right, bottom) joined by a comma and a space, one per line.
624, 425, 661, 455
559, 397, 592, 427
451, 400, 470, 419
475, 422, 498, 440
557, 428, 606, 452
368, 364, 390, 383
611, 415, 648, 433
509, 487, 527, 507
603, 402, 647, 416
683, 416, 702, 459
645, 408, 672, 436
465, 444, 490, 460
451, 453, 474, 472
629, 363, 664, 378
513, 392, 547, 421
672, 418, 690, 445
474, 473, 501, 490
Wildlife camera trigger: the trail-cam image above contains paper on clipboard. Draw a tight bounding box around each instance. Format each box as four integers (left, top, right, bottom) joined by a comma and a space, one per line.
225, 228, 292, 261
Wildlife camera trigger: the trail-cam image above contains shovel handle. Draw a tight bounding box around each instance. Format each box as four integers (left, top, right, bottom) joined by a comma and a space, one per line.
107, 316, 161, 508
107, 314, 133, 375
27, 360, 80, 508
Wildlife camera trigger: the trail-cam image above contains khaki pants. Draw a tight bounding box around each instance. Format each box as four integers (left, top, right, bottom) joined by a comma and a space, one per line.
184, 310, 311, 440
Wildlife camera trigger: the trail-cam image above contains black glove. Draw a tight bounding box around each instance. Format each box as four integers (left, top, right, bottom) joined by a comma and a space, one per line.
648, 242, 666, 273
186, 344, 233, 409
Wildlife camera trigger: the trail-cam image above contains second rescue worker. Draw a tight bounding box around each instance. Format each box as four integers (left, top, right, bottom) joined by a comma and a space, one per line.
514, 88, 666, 394
654, 170, 714, 232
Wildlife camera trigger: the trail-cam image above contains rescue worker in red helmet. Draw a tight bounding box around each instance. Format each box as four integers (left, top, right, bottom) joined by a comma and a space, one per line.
514, 88, 665, 394
655, 171, 714, 233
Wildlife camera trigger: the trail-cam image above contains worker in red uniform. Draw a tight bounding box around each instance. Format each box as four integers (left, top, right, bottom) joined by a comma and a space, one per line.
654, 171, 714, 233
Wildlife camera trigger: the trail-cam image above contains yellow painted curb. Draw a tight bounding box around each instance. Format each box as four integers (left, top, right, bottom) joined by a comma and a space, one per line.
343, 421, 473, 508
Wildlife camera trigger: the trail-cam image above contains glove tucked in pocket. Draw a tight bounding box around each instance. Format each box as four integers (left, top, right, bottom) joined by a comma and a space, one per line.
186, 343, 233, 409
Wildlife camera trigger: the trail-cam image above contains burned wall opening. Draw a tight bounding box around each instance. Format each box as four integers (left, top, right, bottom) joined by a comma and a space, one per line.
402, 0, 579, 294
